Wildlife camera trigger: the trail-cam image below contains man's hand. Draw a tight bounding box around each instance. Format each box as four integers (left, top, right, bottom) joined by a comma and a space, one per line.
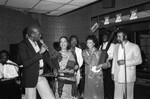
39, 45, 47, 54
117, 60, 125, 65
74, 65, 79, 71
65, 69, 74, 73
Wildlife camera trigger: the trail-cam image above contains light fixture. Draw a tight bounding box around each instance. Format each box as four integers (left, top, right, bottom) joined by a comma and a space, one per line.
104, 16, 110, 25
115, 13, 122, 23
130, 9, 138, 20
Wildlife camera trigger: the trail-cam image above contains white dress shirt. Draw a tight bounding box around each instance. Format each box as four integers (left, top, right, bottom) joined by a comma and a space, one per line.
0, 60, 18, 79
75, 47, 83, 85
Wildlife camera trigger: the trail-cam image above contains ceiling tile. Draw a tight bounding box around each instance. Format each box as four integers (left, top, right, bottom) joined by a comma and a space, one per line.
47, 10, 66, 16
6, 0, 40, 8
42, 0, 72, 4
58, 4, 80, 11
70, 0, 98, 6
10, 7, 27, 12
0, 0, 7, 5
27, 9, 49, 14
34, 1, 64, 11
4, 0, 99, 16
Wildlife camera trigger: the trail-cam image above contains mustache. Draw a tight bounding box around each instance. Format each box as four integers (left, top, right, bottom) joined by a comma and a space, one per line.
117, 40, 122, 43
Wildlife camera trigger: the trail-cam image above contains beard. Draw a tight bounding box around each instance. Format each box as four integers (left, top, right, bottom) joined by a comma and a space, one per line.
117, 40, 122, 43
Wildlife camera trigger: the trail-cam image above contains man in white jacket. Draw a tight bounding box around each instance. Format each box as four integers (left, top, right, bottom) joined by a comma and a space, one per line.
112, 28, 142, 99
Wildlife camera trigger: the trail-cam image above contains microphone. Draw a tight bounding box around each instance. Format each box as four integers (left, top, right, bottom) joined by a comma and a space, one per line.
91, 22, 99, 33
40, 39, 49, 51
121, 41, 124, 49
121, 40, 127, 49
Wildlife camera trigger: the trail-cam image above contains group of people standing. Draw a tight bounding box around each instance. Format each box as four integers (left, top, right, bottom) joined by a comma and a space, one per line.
0, 24, 142, 99
18, 25, 84, 99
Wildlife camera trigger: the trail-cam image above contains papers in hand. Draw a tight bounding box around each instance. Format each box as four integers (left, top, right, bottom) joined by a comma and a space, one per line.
91, 66, 101, 73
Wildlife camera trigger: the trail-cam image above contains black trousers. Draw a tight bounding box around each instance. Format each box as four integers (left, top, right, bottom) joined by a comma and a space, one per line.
103, 68, 114, 99
0, 79, 21, 99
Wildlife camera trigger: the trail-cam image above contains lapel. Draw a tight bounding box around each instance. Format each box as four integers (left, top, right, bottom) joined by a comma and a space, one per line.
75, 47, 79, 62
124, 41, 130, 55
75, 47, 78, 56
114, 44, 119, 60
112, 44, 120, 77
24, 38, 36, 54
115, 43, 131, 60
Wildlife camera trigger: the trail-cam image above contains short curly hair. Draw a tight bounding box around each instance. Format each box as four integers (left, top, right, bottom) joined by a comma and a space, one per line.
86, 35, 98, 48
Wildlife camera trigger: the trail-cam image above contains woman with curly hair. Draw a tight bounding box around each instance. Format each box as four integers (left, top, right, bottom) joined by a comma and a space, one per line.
82, 35, 110, 99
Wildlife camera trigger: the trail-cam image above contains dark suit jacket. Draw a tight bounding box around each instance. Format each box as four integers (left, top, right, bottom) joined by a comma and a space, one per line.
18, 38, 55, 88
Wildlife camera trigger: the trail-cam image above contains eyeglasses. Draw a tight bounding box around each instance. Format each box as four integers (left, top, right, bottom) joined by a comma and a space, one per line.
33, 32, 41, 36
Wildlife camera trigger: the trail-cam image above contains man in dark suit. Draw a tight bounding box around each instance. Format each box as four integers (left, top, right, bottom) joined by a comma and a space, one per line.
18, 25, 55, 99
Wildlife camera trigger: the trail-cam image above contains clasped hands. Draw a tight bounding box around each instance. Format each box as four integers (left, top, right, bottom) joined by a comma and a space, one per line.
58, 66, 78, 73
59, 69, 74, 73
91, 64, 103, 73
91, 62, 109, 73
54, 65, 78, 77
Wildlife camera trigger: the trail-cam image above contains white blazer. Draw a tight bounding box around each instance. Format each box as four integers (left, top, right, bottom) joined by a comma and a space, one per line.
75, 47, 83, 85
112, 41, 142, 83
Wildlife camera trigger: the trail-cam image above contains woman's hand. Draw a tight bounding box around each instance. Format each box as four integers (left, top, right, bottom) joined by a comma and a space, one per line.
91, 65, 102, 73
101, 61, 111, 69
53, 69, 58, 77
74, 65, 79, 71
59, 69, 74, 73
66, 69, 74, 73
96, 64, 103, 70
58, 69, 64, 73
101, 63, 107, 69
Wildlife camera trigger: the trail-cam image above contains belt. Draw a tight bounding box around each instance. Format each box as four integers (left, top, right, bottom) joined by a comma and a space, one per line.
39, 67, 43, 70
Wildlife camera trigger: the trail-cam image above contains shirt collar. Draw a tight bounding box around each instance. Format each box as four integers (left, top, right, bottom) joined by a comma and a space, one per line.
28, 38, 37, 46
